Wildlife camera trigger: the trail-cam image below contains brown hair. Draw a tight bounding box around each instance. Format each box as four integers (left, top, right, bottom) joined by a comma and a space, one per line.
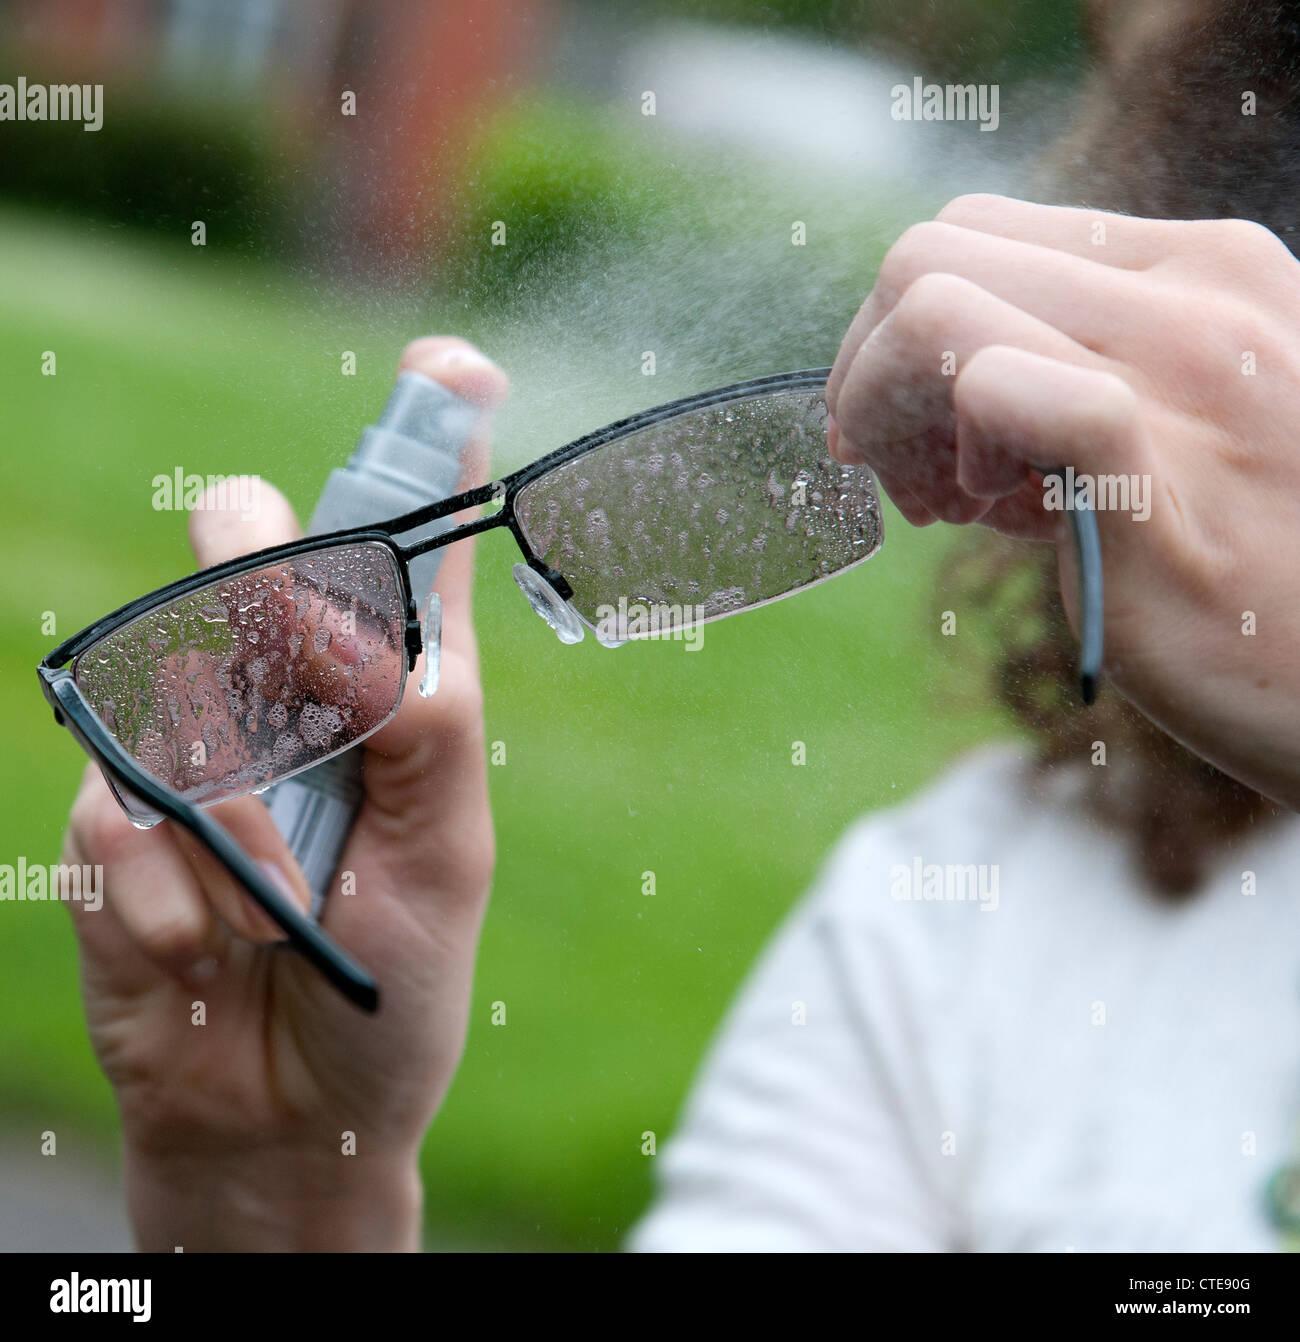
950, 0, 1300, 893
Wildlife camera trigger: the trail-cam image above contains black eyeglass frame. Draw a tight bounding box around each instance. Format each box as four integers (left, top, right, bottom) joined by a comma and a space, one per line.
37, 366, 1103, 1013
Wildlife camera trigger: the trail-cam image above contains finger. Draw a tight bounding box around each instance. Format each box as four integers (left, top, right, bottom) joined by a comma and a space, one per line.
833, 273, 1104, 521
938, 197, 1296, 304
314, 338, 509, 924
399, 335, 510, 412
170, 795, 314, 943
971, 479, 1062, 542
869, 423, 994, 526
396, 337, 508, 650
66, 766, 227, 988
953, 344, 1150, 542
363, 337, 507, 765
188, 475, 302, 564
934, 194, 1175, 267
875, 466, 942, 527
828, 220, 1139, 417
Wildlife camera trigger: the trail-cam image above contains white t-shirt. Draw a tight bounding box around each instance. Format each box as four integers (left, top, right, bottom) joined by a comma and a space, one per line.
629, 745, 1300, 1251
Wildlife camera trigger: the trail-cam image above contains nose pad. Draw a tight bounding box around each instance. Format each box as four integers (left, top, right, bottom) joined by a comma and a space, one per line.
512, 563, 584, 644
417, 592, 442, 698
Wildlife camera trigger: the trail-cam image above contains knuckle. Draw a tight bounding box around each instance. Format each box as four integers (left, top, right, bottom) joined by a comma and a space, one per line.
1210, 216, 1286, 257
1163, 218, 1296, 290
137, 912, 205, 968
405, 672, 487, 763
893, 271, 975, 340
877, 222, 944, 301
432, 672, 485, 731
1163, 294, 1269, 403
1078, 373, 1141, 440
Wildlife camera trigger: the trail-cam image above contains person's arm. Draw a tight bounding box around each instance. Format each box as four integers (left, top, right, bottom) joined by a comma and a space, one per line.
827, 195, 1300, 812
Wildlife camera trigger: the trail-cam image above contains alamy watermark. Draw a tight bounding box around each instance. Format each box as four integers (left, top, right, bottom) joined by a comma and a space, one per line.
1, 77, 103, 131
50, 1274, 150, 1323
594, 597, 706, 651
1043, 467, 1151, 522
891, 77, 999, 132
1, 860, 103, 912
890, 857, 999, 911
152, 470, 261, 520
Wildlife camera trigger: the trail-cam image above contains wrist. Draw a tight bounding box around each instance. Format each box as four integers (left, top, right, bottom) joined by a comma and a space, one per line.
123, 1139, 424, 1252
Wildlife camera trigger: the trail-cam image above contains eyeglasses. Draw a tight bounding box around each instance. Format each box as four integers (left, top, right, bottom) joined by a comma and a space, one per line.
37, 367, 1103, 1011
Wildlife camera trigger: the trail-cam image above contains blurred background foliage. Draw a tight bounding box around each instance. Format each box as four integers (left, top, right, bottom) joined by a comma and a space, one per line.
443, 98, 716, 309
0, 71, 298, 253
0, 0, 1079, 1249
656, 0, 1084, 77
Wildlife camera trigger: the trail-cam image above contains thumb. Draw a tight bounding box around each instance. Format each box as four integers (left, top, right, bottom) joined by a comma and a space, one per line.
188, 475, 303, 566
180, 477, 315, 933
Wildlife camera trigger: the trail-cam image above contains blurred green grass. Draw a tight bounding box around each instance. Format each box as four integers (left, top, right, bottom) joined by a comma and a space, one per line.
0, 200, 1009, 1249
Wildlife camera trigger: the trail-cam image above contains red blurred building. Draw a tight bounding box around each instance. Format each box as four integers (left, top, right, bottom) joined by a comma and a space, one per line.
2, 0, 559, 281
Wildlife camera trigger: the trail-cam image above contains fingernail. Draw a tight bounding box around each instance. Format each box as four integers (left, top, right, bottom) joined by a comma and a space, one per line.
826, 414, 866, 464
257, 859, 309, 915
427, 345, 499, 372
832, 433, 867, 465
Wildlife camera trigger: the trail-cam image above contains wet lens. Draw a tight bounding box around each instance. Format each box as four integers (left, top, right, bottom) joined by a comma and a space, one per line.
514, 389, 883, 640
74, 541, 407, 810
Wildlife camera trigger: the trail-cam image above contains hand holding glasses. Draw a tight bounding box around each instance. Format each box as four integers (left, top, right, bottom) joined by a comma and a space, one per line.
38, 367, 1102, 1011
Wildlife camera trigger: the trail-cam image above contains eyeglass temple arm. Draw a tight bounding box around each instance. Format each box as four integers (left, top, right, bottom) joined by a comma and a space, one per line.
385, 425, 1106, 703
45, 675, 380, 1012
171, 799, 379, 1011
1036, 465, 1104, 705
